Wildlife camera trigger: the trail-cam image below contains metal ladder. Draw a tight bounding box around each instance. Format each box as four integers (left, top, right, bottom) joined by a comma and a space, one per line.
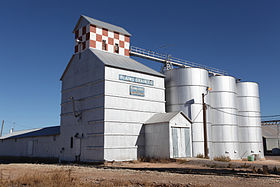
129, 46, 227, 75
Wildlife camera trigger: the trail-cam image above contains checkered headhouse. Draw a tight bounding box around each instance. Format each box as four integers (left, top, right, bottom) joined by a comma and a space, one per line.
74, 24, 130, 57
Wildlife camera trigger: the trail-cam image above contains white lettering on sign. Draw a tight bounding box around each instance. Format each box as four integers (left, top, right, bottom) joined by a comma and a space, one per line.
119, 74, 154, 86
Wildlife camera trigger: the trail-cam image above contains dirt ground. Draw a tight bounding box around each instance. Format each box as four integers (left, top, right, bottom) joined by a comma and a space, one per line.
0, 157, 280, 186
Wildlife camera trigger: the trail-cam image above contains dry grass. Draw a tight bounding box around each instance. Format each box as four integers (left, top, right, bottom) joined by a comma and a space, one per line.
240, 163, 251, 168
213, 156, 231, 162
0, 169, 158, 187
175, 159, 190, 164
196, 154, 204, 158
227, 163, 233, 168
138, 157, 174, 163
0, 169, 85, 187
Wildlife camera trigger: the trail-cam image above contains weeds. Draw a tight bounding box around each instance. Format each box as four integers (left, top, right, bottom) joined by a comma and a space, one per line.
175, 159, 190, 164
0, 169, 134, 187
0, 168, 170, 187
213, 156, 231, 162
0, 169, 77, 187
196, 154, 209, 159
196, 154, 204, 158
240, 163, 250, 168
227, 163, 232, 168
210, 164, 217, 168
138, 157, 173, 163
129, 160, 139, 164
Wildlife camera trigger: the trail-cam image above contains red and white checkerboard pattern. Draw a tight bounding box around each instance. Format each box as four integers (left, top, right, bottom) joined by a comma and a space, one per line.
74, 24, 130, 56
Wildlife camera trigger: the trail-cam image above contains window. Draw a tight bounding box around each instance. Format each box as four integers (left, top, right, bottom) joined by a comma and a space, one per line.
102, 40, 107, 50
82, 42, 86, 50
70, 137, 73, 148
114, 43, 119, 53
75, 30, 79, 39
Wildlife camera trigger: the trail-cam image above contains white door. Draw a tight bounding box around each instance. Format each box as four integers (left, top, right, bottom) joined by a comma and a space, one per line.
172, 128, 179, 157
172, 127, 191, 158
183, 128, 191, 157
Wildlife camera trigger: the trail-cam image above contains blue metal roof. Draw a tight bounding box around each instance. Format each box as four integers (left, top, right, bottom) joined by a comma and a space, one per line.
0, 126, 60, 140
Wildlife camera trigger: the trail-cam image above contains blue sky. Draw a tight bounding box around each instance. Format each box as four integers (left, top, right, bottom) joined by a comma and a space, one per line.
0, 0, 279, 134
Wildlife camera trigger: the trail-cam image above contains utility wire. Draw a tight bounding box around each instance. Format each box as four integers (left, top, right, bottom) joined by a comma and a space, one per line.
192, 109, 203, 123
207, 105, 261, 118
208, 105, 280, 119
261, 115, 280, 118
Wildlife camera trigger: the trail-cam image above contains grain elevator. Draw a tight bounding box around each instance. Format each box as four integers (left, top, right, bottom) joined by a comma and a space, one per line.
0, 15, 264, 162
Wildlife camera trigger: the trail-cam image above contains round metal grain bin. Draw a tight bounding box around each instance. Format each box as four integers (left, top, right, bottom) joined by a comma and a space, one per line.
210, 76, 240, 159
165, 68, 211, 157
237, 82, 264, 158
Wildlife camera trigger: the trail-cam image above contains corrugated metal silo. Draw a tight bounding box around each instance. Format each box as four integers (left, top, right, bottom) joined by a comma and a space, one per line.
165, 68, 211, 157
210, 76, 240, 159
237, 82, 264, 158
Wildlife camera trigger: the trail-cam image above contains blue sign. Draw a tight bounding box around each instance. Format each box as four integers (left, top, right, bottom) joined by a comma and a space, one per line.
130, 86, 145, 97
119, 74, 154, 86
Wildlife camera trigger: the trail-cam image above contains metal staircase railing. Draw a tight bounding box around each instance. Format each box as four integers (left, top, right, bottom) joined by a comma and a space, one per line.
129, 46, 227, 75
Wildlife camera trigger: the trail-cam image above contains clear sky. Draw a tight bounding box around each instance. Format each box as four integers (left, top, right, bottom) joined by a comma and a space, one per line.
0, 0, 279, 134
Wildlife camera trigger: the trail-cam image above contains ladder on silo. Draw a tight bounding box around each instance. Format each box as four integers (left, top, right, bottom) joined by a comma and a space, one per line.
129, 46, 227, 75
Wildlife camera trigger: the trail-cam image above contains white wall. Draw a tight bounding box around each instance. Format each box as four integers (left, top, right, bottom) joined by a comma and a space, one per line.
60, 50, 105, 162
104, 66, 165, 161
145, 123, 170, 158
0, 135, 59, 158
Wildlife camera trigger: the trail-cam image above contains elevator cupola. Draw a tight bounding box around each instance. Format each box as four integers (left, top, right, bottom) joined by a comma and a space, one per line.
73, 15, 131, 56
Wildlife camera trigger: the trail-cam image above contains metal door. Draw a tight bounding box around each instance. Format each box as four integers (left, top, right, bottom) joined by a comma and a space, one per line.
183, 128, 191, 157
172, 128, 179, 157
172, 127, 191, 158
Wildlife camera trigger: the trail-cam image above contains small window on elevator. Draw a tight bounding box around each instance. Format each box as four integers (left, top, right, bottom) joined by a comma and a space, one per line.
102, 40, 107, 51
114, 43, 119, 53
